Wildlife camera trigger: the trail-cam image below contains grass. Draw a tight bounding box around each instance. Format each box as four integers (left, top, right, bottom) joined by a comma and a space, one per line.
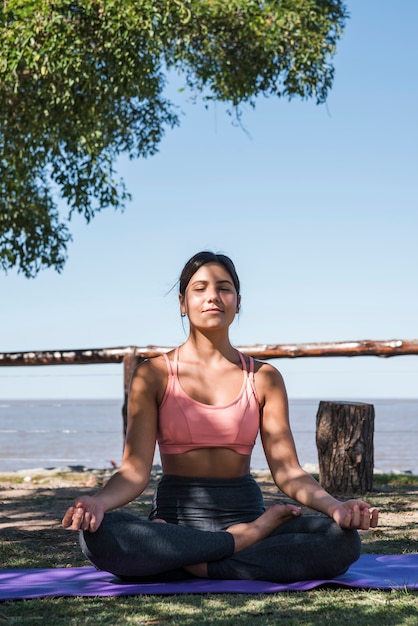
0, 472, 417, 625
1, 588, 417, 625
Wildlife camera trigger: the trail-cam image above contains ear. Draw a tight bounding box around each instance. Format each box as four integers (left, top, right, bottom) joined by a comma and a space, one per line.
236, 294, 241, 313
179, 293, 186, 316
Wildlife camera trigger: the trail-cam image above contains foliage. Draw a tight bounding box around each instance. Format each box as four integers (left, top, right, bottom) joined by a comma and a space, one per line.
0, 0, 348, 277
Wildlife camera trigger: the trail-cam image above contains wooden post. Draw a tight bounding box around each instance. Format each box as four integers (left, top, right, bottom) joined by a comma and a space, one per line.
122, 354, 144, 439
315, 401, 375, 495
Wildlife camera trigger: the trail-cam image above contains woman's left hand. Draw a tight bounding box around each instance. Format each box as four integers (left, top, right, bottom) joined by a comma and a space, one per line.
331, 500, 379, 530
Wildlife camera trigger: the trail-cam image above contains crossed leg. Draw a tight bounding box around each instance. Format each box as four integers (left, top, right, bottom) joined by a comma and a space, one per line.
184, 503, 302, 577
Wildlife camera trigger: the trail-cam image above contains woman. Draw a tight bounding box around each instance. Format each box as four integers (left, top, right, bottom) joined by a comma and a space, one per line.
62, 251, 378, 582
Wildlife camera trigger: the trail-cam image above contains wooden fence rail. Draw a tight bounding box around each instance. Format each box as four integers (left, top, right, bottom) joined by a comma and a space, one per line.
1, 338, 418, 367
2, 339, 417, 438
2, 339, 417, 484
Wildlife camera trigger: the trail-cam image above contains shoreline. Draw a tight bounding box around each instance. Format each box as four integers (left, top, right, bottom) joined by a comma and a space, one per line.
1, 463, 416, 483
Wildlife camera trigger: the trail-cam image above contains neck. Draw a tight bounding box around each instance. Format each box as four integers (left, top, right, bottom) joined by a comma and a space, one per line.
183, 329, 237, 361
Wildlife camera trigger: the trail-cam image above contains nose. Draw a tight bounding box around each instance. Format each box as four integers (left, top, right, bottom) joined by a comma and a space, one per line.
206, 287, 220, 302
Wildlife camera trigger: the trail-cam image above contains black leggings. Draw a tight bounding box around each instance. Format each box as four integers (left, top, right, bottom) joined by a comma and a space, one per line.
80, 474, 361, 582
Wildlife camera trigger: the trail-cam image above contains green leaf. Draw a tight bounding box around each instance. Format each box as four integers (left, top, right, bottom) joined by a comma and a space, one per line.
0, 0, 348, 276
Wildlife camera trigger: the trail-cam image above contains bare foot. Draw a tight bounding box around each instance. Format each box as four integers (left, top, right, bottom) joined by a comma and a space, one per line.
227, 504, 302, 554
184, 504, 301, 579
184, 562, 209, 578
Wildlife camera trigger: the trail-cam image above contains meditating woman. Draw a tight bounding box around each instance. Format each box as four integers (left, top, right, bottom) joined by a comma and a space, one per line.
62, 251, 378, 582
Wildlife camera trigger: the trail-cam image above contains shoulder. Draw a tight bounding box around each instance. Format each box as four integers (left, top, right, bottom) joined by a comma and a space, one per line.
252, 359, 286, 386
131, 354, 167, 379
251, 359, 287, 407
129, 352, 171, 403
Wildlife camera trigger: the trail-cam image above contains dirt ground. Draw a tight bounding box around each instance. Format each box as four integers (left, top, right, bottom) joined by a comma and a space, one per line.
1, 467, 417, 568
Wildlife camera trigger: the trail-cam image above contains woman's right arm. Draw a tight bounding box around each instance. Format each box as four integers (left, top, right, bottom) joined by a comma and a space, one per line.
62, 358, 162, 532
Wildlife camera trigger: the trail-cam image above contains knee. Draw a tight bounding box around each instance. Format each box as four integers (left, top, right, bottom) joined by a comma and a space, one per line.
345, 527, 362, 560
334, 523, 361, 554
330, 526, 361, 576
78, 523, 106, 560
79, 511, 125, 561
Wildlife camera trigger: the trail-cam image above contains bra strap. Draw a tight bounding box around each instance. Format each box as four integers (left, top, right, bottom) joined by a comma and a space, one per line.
238, 351, 255, 376
247, 355, 259, 402
238, 351, 247, 371
173, 346, 180, 375
163, 351, 173, 377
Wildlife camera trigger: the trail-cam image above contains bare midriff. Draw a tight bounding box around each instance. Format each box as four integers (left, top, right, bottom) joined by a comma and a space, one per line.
161, 448, 251, 478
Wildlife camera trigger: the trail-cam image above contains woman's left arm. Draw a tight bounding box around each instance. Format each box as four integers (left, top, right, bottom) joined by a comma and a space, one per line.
257, 363, 378, 530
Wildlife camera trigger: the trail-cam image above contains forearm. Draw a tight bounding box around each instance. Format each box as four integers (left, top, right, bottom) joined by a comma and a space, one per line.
90, 467, 149, 512
275, 469, 340, 518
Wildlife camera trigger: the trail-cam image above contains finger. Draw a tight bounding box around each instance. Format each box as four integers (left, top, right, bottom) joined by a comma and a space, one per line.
71, 506, 86, 531
370, 507, 379, 528
61, 507, 75, 528
80, 510, 91, 532
89, 514, 98, 532
349, 504, 361, 528
359, 508, 371, 530
340, 509, 354, 529
360, 506, 379, 530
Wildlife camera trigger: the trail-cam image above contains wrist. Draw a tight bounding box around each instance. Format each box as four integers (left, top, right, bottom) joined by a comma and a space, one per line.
310, 491, 340, 518
91, 493, 110, 512
325, 497, 341, 519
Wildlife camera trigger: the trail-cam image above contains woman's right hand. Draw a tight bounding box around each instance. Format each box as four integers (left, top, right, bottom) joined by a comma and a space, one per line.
61, 496, 105, 533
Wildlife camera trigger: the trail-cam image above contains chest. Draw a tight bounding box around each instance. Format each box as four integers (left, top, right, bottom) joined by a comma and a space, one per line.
177, 365, 245, 405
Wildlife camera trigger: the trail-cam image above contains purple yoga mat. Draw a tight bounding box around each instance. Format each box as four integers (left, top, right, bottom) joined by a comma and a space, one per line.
1, 554, 417, 600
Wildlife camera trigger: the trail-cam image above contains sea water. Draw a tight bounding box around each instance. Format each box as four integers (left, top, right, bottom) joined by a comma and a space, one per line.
0, 398, 416, 474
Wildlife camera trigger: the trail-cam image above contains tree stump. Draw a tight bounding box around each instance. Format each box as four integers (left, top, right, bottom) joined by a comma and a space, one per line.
315, 401, 375, 495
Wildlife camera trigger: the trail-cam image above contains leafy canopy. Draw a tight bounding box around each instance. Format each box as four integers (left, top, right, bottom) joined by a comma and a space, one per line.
0, 0, 348, 277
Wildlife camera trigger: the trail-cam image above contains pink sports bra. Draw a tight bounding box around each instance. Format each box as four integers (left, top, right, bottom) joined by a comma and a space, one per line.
157, 348, 260, 455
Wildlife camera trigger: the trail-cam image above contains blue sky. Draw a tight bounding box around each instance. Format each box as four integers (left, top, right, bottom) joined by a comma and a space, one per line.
1, 0, 417, 400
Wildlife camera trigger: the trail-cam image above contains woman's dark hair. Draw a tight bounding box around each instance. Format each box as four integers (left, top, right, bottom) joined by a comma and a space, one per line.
179, 251, 240, 297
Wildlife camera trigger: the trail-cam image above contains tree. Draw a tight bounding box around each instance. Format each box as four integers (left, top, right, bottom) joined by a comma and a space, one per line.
0, 0, 348, 277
